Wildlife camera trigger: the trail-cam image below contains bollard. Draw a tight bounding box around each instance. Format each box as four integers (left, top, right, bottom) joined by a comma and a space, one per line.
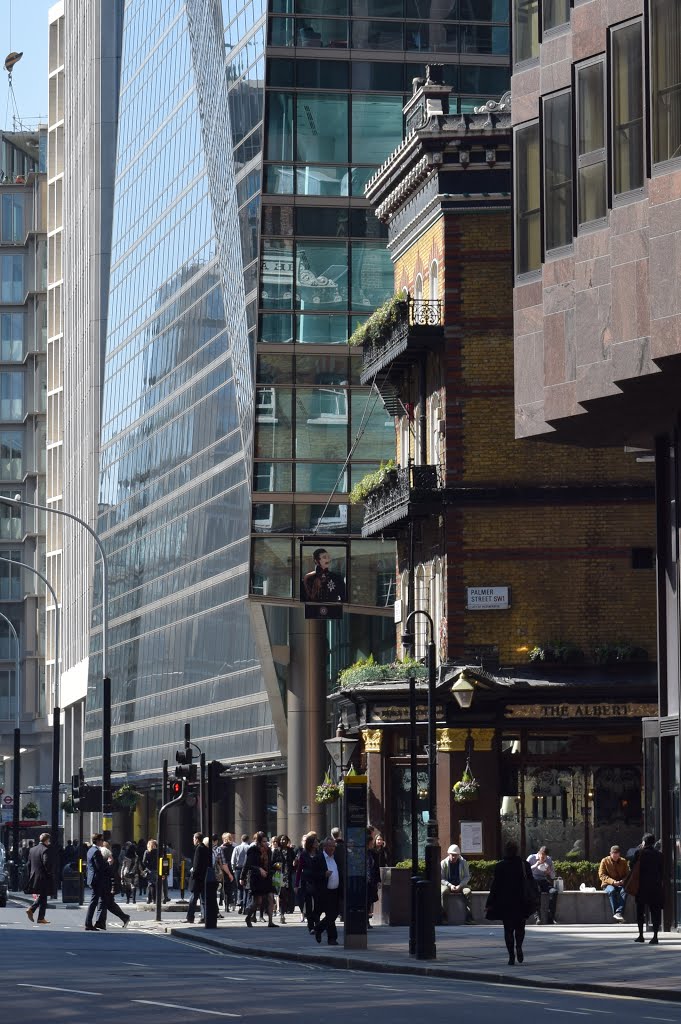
409, 874, 420, 955
204, 865, 219, 929
414, 879, 436, 960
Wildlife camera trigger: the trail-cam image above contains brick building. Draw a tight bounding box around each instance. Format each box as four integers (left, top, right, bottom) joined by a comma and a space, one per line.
341, 67, 658, 865
510, 0, 681, 925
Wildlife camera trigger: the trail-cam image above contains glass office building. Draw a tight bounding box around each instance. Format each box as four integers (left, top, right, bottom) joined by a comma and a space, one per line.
83, 0, 277, 789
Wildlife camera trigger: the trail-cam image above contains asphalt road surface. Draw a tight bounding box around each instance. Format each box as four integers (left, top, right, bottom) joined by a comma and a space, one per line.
2, 899, 681, 1023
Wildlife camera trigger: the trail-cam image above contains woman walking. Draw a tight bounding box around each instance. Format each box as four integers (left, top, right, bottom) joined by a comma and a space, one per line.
629, 833, 664, 944
244, 832, 277, 927
273, 835, 296, 924
486, 840, 539, 965
142, 839, 158, 905
298, 834, 320, 934
119, 840, 141, 905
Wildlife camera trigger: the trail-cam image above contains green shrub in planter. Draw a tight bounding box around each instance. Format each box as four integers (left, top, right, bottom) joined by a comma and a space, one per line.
396, 858, 601, 890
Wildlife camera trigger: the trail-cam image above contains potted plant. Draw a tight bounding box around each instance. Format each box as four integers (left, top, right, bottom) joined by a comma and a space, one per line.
452, 760, 479, 803
348, 460, 397, 505
348, 293, 407, 348
315, 772, 341, 805
113, 783, 142, 811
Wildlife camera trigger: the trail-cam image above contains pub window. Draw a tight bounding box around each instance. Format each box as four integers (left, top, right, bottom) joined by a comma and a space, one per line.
513, 0, 539, 65
543, 91, 573, 252
611, 20, 645, 196
542, 0, 569, 34
514, 121, 541, 276
576, 58, 607, 225
650, 0, 681, 164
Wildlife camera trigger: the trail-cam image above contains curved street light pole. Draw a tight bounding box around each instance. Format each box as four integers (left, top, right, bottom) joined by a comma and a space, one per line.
0, 556, 61, 881
0, 610, 20, 865
0, 494, 111, 831
402, 608, 439, 959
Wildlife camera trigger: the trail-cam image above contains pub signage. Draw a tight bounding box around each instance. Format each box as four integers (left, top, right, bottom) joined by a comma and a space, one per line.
371, 704, 446, 723
505, 702, 658, 720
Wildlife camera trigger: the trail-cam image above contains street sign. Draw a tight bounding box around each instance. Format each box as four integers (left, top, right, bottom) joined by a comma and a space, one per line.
2, 795, 13, 806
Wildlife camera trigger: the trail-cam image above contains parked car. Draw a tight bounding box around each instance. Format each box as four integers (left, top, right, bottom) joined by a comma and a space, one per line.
0, 843, 7, 906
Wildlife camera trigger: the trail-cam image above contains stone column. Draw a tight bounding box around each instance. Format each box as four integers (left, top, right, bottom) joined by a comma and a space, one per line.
362, 729, 384, 831
276, 773, 288, 836
234, 776, 265, 839
287, 611, 326, 842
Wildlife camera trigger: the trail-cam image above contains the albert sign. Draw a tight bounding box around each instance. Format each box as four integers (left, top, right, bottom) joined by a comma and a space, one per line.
466, 586, 510, 610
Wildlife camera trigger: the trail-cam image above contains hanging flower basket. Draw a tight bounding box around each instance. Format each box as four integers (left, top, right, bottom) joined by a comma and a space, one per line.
113, 783, 142, 810
453, 760, 479, 803
315, 772, 342, 805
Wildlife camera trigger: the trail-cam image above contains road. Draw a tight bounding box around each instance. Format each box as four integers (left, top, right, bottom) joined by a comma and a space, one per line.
2, 898, 681, 1023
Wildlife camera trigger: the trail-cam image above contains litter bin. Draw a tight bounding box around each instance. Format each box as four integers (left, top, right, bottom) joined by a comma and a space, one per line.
62, 863, 83, 905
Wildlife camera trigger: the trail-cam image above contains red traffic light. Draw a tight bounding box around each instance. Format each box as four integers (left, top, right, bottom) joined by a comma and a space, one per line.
170, 780, 182, 797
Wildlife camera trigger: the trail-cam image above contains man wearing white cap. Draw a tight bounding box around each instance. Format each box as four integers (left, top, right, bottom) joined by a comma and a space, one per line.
440, 844, 473, 923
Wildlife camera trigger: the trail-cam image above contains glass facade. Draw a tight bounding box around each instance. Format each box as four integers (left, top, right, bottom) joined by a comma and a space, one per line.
85, 0, 276, 777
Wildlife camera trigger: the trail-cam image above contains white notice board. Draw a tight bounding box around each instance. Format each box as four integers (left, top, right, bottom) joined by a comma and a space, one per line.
460, 821, 483, 855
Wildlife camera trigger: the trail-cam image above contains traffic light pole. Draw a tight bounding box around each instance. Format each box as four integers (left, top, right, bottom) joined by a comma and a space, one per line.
156, 779, 187, 923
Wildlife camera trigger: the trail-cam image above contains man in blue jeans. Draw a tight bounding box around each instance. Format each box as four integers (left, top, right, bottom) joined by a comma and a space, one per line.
598, 845, 629, 921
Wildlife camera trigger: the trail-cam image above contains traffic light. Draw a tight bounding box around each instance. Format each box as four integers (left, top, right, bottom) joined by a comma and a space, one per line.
175, 746, 197, 783
71, 773, 80, 810
170, 779, 182, 797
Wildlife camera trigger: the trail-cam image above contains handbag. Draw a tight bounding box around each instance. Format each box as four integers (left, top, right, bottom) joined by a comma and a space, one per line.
624, 858, 640, 897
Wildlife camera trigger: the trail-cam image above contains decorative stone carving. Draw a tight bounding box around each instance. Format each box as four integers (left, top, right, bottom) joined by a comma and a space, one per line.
471, 728, 495, 752
473, 91, 511, 115
362, 728, 383, 753
436, 728, 468, 752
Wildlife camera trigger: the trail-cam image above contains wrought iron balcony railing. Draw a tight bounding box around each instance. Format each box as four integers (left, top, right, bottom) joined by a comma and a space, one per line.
360, 297, 444, 385
362, 463, 443, 537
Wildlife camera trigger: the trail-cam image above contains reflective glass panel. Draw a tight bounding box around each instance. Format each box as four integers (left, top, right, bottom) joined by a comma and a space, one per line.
296, 94, 348, 163
459, 65, 510, 95
406, 0, 457, 15
352, 21, 404, 49
543, 91, 573, 251
351, 241, 394, 310
260, 313, 294, 342
459, 0, 508, 18
514, 121, 541, 275
251, 538, 293, 597
252, 502, 295, 532
296, 240, 348, 310
296, 462, 347, 491
351, 95, 404, 164
269, 16, 295, 45
460, 24, 509, 54
296, 18, 348, 47
0, 314, 23, 361
295, 388, 349, 459
352, 62, 405, 91
406, 23, 458, 51
1, 195, 24, 242
296, 313, 349, 343
0, 371, 23, 420
0, 255, 23, 303
255, 386, 293, 458
296, 207, 351, 237
351, 391, 395, 460
253, 461, 293, 491
298, 0, 348, 11
265, 92, 294, 160
612, 21, 644, 194
257, 353, 294, 382
351, 539, 396, 607
0, 429, 22, 478
296, 59, 349, 88
296, 354, 349, 384
651, 0, 681, 164
261, 239, 294, 308
354, 0, 404, 14
296, 502, 349, 532
264, 164, 295, 193
513, 0, 538, 63
350, 167, 376, 194
296, 165, 350, 196
267, 57, 295, 85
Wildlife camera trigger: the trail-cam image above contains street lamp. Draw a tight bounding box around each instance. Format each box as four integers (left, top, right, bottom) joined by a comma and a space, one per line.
0, 611, 20, 864
402, 609, 439, 960
324, 725, 359, 830
0, 494, 111, 831
0, 556, 60, 884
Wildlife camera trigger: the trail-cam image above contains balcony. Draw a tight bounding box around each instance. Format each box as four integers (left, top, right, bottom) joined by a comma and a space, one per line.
357, 297, 444, 386
360, 463, 443, 537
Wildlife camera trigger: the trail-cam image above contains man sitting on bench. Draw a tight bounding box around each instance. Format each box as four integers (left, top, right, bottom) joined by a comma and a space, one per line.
440, 844, 473, 924
598, 844, 629, 921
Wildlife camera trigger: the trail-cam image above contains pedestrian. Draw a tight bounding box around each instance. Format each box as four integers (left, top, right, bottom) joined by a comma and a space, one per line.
119, 840, 141, 905
25, 832, 53, 925
186, 832, 211, 924
231, 833, 250, 913
598, 844, 629, 921
244, 831, 276, 927
439, 843, 473, 924
98, 844, 131, 929
629, 833, 664, 945
219, 832, 236, 909
297, 833, 320, 934
142, 838, 158, 905
486, 840, 539, 965
374, 833, 390, 868
367, 829, 381, 928
272, 834, 295, 924
211, 833, 232, 914
85, 833, 108, 931
312, 836, 342, 945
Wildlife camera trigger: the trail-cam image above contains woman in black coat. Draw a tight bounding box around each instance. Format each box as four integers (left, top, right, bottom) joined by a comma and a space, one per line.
244, 832, 276, 927
631, 833, 664, 944
486, 840, 539, 965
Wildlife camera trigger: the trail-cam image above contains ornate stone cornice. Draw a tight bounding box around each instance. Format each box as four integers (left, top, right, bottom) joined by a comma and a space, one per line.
471, 728, 495, 751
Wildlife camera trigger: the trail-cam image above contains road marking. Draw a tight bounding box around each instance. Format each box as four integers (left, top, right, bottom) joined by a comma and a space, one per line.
544, 1012, 590, 1017
133, 1000, 241, 1017
18, 983, 102, 996
223, 976, 247, 981
575, 1011, 614, 1015
65, 952, 77, 957
123, 962, 147, 967
643, 1018, 675, 1022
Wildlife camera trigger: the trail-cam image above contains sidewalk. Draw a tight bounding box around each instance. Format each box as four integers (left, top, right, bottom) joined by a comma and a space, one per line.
11, 891, 681, 1003
166, 913, 681, 1003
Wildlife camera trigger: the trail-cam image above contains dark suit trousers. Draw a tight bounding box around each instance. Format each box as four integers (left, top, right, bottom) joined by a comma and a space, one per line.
187, 883, 204, 922
85, 885, 107, 928
29, 891, 48, 920
317, 887, 340, 943
502, 916, 526, 957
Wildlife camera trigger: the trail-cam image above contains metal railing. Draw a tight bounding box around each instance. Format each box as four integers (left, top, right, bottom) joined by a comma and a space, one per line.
363, 463, 443, 534
362, 298, 442, 374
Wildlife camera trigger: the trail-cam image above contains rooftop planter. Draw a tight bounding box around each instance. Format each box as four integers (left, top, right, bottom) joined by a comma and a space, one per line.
529, 641, 584, 665
349, 460, 397, 505
355, 294, 443, 386
593, 643, 648, 665
338, 653, 427, 688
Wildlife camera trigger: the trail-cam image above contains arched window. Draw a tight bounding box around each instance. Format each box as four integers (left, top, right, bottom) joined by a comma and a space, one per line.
413, 399, 423, 466
429, 260, 439, 302
430, 558, 443, 665
415, 564, 427, 659
429, 391, 441, 469
400, 569, 410, 620
399, 409, 410, 467
414, 274, 423, 302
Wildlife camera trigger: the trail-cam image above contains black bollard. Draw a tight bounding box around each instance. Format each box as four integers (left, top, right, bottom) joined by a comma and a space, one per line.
204, 865, 219, 929
415, 879, 436, 960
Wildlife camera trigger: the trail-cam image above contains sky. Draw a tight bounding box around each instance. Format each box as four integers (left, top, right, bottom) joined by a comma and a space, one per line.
0, 0, 53, 130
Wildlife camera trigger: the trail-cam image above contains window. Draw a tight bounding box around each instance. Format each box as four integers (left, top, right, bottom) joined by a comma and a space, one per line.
543, 91, 573, 251
351, 95, 404, 166
0, 549, 22, 599
651, 0, 681, 164
0, 313, 23, 361
414, 274, 423, 301
265, 93, 293, 161
414, 564, 427, 659
430, 557, 443, 664
255, 386, 277, 422
611, 20, 644, 195
296, 240, 348, 310
429, 260, 439, 301
0, 430, 22, 479
351, 241, 393, 311
306, 387, 348, 423
296, 94, 348, 164
542, 0, 569, 33
576, 59, 607, 225
429, 391, 441, 467
514, 121, 541, 275
1, 194, 24, 242
0, 496, 21, 540
513, 0, 538, 65
0, 255, 23, 303
0, 372, 23, 420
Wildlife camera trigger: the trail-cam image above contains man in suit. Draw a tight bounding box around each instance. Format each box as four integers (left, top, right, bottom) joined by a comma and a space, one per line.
186, 832, 211, 923
26, 832, 53, 924
84, 833, 108, 931
313, 836, 343, 946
